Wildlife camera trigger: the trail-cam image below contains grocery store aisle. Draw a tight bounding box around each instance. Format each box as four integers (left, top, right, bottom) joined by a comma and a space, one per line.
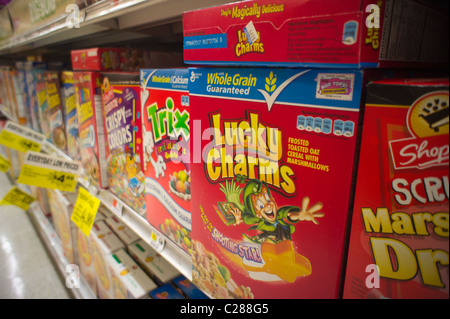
0, 173, 72, 299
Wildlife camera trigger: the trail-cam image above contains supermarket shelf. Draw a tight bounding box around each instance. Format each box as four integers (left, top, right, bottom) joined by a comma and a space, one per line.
26, 197, 97, 299
1, 171, 96, 299
0, 0, 235, 56
0, 116, 193, 283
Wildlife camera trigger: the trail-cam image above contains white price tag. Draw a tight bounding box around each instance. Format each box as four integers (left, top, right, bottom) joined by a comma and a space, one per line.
149, 231, 165, 252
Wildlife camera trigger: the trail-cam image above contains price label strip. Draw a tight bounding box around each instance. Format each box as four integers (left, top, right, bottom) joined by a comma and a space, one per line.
17, 151, 80, 192
149, 230, 166, 252
0, 186, 36, 211
71, 187, 101, 237
0, 154, 11, 173
0, 121, 45, 153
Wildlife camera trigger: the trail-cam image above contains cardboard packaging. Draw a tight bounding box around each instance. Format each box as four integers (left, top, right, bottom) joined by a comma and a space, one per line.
189, 67, 365, 299
71, 48, 178, 72
74, 71, 108, 188
47, 189, 76, 264
127, 239, 181, 285
71, 48, 124, 71
150, 284, 185, 299
173, 275, 209, 299
101, 72, 145, 215
74, 210, 107, 296
89, 220, 126, 299
105, 216, 140, 246
34, 69, 51, 140
102, 249, 158, 299
141, 69, 191, 253
44, 70, 68, 154
61, 71, 81, 161
183, 0, 449, 68
343, 78, 449, 299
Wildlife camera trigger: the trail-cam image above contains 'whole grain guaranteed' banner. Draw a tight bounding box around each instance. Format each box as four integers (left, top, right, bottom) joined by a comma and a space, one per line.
17, 151, 80, 192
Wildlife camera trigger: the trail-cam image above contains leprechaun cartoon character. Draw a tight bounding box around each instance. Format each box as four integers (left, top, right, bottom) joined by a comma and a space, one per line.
218, 176, 324, 244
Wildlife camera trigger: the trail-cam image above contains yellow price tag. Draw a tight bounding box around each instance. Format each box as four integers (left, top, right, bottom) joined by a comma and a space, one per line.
0, 186, 35, 211
0, 121, 45, 153
71, 187, 100, 237
0, 154, 11, 173
17, 151, 80, 192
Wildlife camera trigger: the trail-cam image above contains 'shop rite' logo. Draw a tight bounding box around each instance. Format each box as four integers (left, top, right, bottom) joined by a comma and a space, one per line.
389, 91, 449, 170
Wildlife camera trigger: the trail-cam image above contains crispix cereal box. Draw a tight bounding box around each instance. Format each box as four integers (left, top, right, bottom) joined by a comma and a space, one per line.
101, 72, 145, 215
141, 69, 191, 254
74, 71, 108, 188
343, 78, 449, 299
189, 67, 364, 299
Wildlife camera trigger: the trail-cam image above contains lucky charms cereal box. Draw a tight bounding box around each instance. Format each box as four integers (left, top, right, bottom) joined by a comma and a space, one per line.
189, 67, 364, 299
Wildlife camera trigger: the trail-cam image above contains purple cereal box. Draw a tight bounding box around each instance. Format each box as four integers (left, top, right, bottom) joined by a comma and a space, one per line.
101, 72, 145, 215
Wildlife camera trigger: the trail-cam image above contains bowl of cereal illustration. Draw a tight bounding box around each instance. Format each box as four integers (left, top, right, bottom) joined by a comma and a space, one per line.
169, 170, 191, 201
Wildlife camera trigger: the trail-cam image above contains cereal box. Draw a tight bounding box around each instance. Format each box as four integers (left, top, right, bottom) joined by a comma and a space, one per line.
102, 249, 158, 299
34, 69, 52, 140
74, 71, 108, 188
150, 284, 185, 299
71, 48, 123, 71
71, 48, 155, 72
61, 71, 81, 161
173, 275, 209, 299
90, 220, 125, 299
128, 239, 181, 285
141, 69, 191, 253
11, 66, 30, 126
101, 72, 145, 214
343, 78, 449, 299
189, 67, 365, 299
23, 62, 47, 133
47, 189, 76, 264
44, 71, 68, 154
183, 0, 449, 68
105, 216, 140, 246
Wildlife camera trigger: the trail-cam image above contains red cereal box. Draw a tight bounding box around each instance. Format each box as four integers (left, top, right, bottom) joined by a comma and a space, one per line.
101, 72, 146, 215
141, 69, 191, 254
343, 78, 449, 299
71, 48, 123, 71
74, 71, 108, 188
189, 67, 365, 299
183, 0, 448, 68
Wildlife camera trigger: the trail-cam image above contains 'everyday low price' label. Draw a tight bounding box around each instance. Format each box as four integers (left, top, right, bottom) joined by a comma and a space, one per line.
0, 186, 35, 210
0, 154, 10, 173
17, 151, 80, 192
0, 121, 45, 153
71, 187, 100, 237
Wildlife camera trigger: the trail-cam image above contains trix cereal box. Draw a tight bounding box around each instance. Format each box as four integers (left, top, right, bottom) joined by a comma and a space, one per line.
183, 0, 449, 68
141, 69, 191, 254
45, 71, 68, 154
189, 67, 364, 299
61, 71, 81, 161
101, 72, 145, 215
74, 71, 108, 188
343, 78, 449, 299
